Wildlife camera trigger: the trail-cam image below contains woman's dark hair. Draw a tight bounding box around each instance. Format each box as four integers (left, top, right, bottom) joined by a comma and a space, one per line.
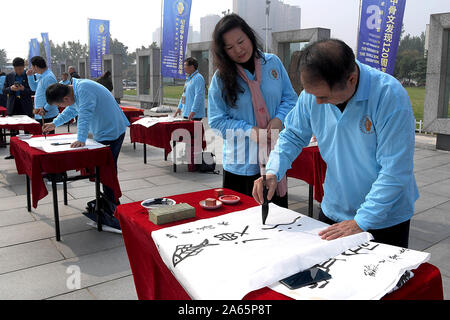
46, 83, 70, 104
30, 56, 47, 69
12, 57, 25, 67
299, 39, 357, 90
212, 13, 263, 107
185, 57, 198, 70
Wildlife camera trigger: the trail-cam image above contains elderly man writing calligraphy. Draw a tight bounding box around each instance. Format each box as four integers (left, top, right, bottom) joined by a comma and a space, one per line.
253, 39, 418, 248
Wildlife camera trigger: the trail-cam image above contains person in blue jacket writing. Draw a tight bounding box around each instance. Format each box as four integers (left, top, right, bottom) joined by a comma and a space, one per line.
42, 79, 130, 205
253, 39, 418, 248
27, 56, 59, 133
208, 14, 298, 207
174, 57, 205, 121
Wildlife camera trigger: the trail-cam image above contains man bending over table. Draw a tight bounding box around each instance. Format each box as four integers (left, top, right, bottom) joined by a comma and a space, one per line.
42, 79, 130, 206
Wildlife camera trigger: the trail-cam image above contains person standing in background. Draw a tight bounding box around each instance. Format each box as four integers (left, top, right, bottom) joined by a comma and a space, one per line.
174, 57, 205, 121
28, 56, 59, 134
2, 58, 34, 159
68, 66, 80, 84
59, 72, 70, 85
0, 71, 6, 107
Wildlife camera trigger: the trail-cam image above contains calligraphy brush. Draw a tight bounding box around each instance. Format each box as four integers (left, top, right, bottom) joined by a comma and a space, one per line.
41, 116, 46, 139
262, 164, 269, 225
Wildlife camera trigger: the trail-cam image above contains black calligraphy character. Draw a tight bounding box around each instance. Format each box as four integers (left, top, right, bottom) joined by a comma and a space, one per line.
214, 233, 238, 241
166, 234, 177, 239
342, 243, 380, 256
363, 264, 379, 277
172, 239, 219, 267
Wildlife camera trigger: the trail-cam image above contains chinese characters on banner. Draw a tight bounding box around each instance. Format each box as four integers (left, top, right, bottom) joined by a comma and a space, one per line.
88, 19, 110, 78
161, 0, 192, 79
357, 0, 406, 75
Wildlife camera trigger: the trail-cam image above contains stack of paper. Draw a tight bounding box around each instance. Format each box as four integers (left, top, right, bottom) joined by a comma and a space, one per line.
24, 134, 105, 153
132, 116, 186, 128
270, 241, 430, 300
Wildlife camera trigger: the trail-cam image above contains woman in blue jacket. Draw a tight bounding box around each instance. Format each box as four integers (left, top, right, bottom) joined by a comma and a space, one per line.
208, 14, 298, 207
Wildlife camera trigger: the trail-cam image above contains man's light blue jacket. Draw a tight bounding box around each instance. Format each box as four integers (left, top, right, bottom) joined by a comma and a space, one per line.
28, 69, 59, 119
53, 79, 129, 143
177, 70, 205, 119
267, 60, 419, 231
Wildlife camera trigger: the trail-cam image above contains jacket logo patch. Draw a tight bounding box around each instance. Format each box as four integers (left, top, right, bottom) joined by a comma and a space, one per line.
269, 69, 279, 80
360, 116, 375, 134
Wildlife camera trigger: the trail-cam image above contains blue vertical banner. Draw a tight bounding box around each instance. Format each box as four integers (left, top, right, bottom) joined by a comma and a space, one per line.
88, 19, 110, 78
41, 33, 52, 71
161, 0, 192, 79
357, 0, 406, 75
28, 38, 41, 67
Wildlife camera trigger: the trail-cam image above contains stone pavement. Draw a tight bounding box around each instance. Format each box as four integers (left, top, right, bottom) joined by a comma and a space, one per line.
0, 110, 448, 300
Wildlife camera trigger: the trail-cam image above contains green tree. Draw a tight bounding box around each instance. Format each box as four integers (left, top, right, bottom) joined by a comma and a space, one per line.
394, 32, 427, 86
0, 49, 7, 68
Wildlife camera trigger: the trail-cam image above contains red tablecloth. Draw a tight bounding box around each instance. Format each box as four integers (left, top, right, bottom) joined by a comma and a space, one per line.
287, 146, 327, 203
115, 189, 443, 300
0, 106, 6, 117
0, 120, 42, 135
10, 135, 122, 208
120, 106, 144, 123
130, 119, 206, 172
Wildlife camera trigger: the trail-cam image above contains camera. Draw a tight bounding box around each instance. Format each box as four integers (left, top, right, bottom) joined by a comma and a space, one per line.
14, 81, 21, 87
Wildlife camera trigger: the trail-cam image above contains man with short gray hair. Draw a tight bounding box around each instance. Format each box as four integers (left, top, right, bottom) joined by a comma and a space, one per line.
253, 39, 418, 248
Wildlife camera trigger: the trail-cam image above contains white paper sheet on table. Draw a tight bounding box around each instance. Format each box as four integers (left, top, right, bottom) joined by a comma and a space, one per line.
132, 116, 186, 128
151, 203, 373, 300
23, 134, 105, 153
270, 241, 430, 300
0, 115, 39, 125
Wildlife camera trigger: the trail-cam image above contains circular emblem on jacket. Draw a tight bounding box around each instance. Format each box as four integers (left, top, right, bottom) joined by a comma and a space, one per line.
360, 115, 375, 134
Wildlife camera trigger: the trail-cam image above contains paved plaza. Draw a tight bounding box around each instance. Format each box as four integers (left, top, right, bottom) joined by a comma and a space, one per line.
0, 105, 448, 300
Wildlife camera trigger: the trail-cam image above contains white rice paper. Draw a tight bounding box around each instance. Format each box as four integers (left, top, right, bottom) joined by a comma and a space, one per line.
151, 203, 373, 300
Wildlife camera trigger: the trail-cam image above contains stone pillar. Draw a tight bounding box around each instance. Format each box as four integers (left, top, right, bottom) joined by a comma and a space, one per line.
271, 28, 330, 95
423, 12, 450, 151
136, 48, 161, 108
102, 54, 123, 102
271, 28, 331, 67
78, 58, 90, 79
186, 41, 214, 86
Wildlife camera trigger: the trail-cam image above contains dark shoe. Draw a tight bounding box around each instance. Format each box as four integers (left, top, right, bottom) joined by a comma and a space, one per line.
4, 155, 14, 160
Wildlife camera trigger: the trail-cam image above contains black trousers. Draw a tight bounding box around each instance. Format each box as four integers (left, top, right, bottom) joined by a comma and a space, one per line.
97, 132, 125, 205
318, 209, 410, 248
223, 170, 288, 208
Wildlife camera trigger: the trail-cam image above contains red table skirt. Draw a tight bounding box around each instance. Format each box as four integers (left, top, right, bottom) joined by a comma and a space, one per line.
130, 120, 206, 159
10, 135, 122, 208
115, 188, 443, 300
0, 106, 6, 117
0, 122, 42, 135
287, 146, 327, 203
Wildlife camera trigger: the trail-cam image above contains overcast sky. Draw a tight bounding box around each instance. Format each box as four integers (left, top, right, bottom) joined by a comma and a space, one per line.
1, 0, 449, 61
